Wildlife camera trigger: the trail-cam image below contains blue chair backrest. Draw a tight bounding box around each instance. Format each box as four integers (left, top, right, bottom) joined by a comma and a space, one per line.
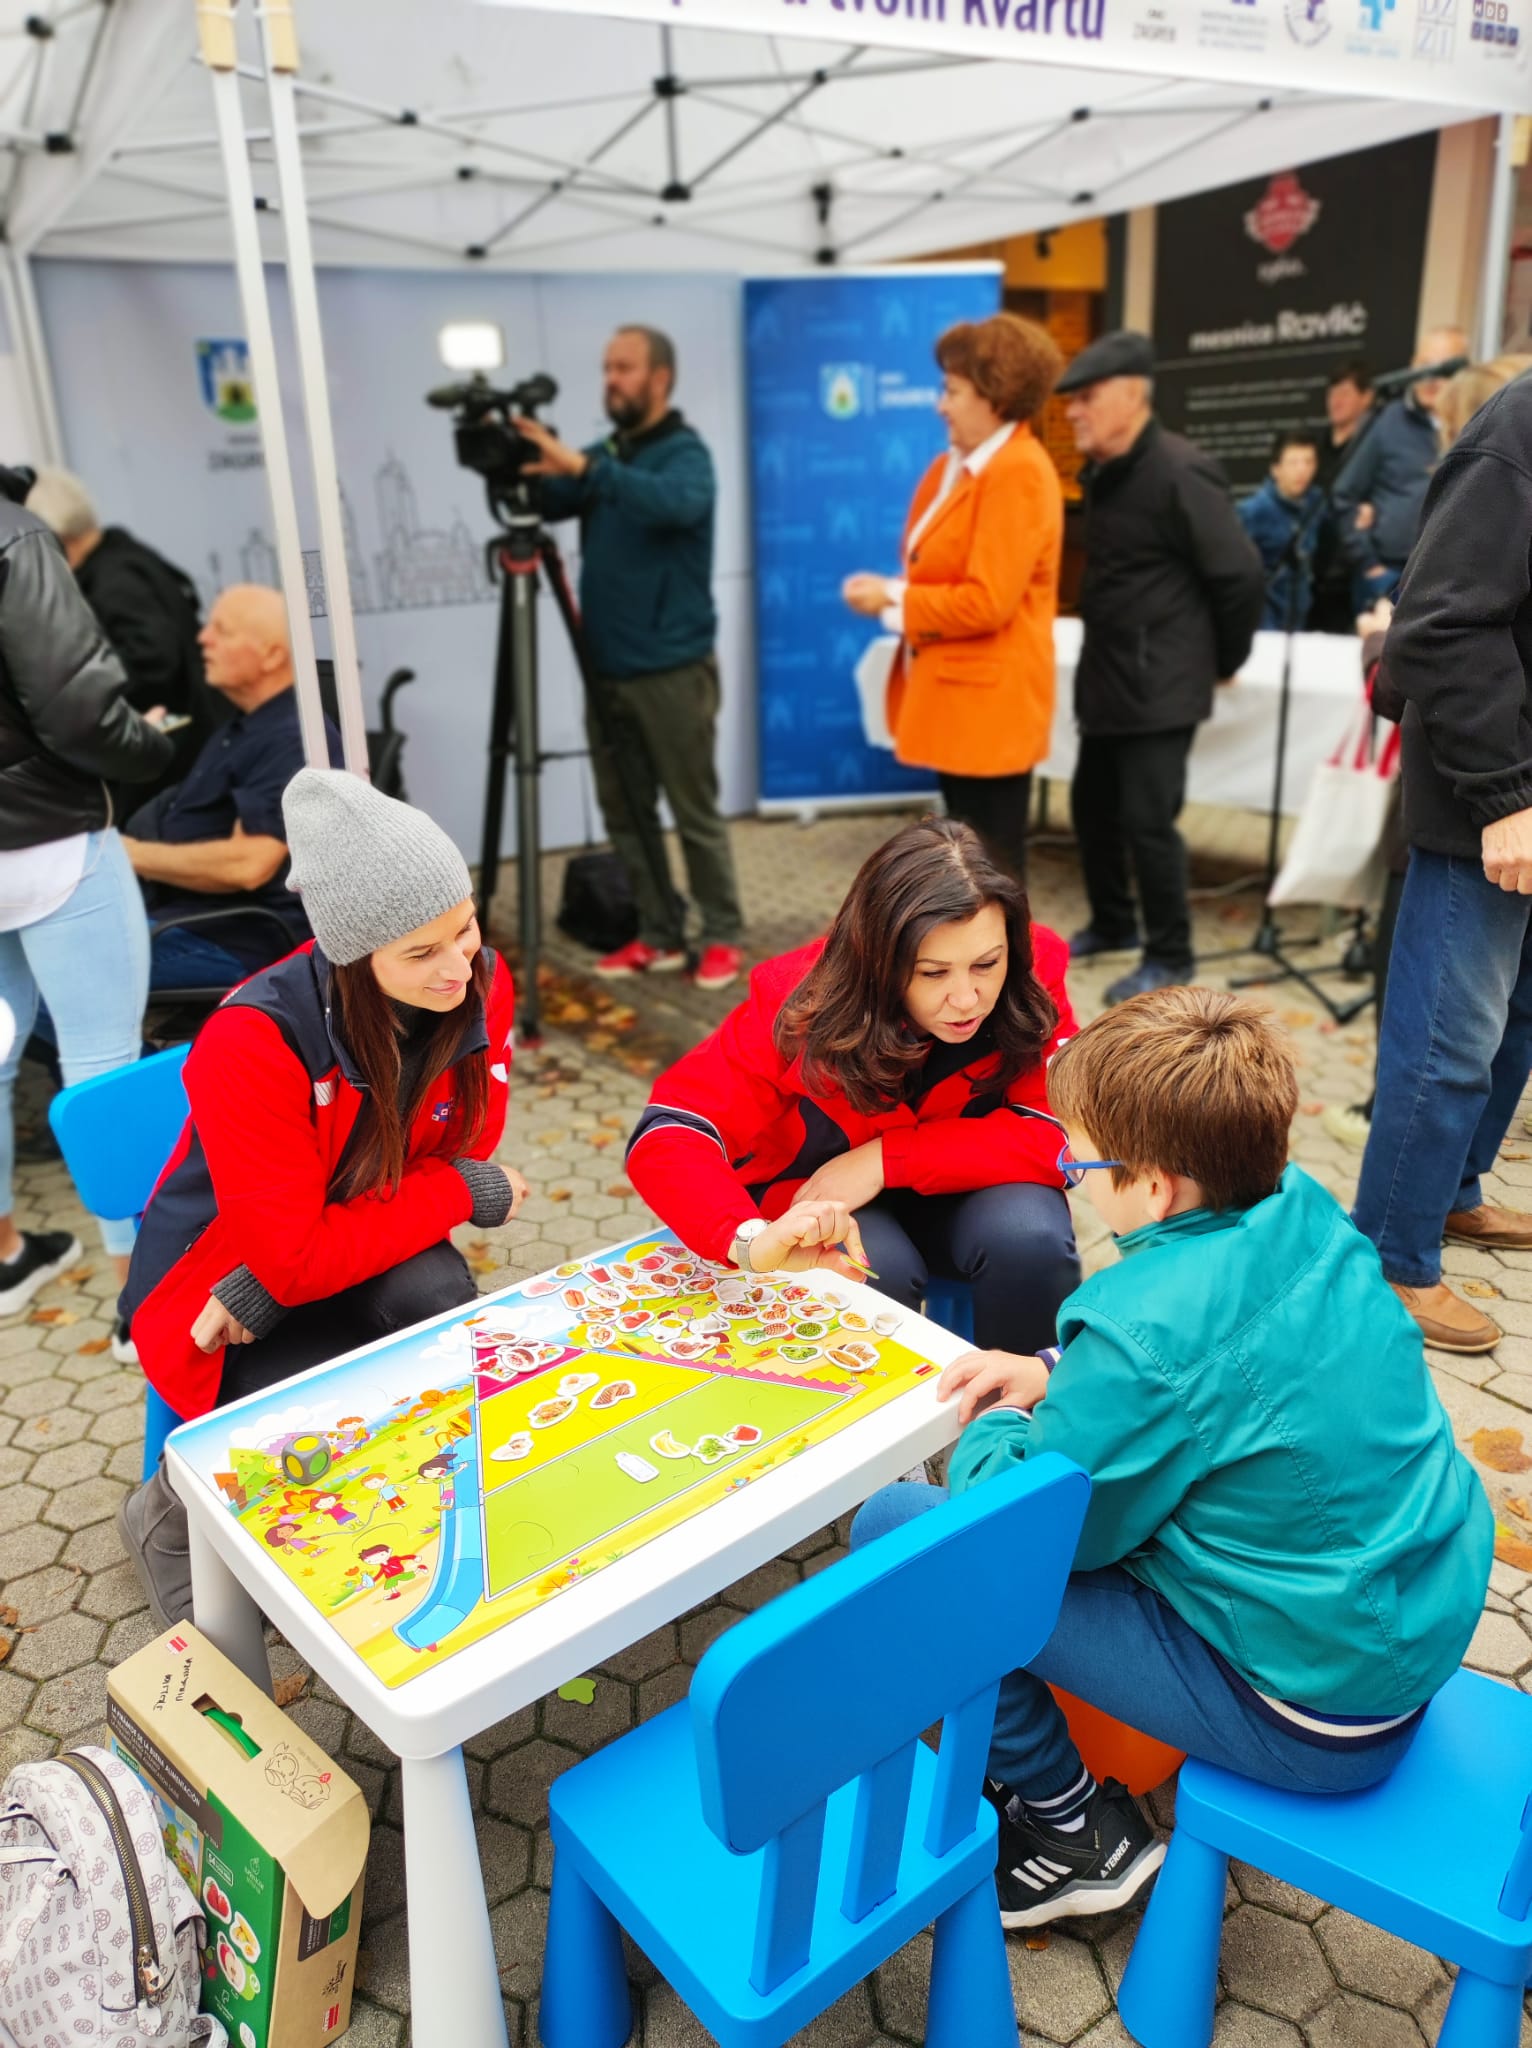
689, 1454, 1089, 1993
48, 1046, 191, 1223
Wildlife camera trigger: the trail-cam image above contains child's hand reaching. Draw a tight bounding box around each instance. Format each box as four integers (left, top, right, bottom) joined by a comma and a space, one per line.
938, 1349, 1052, 1426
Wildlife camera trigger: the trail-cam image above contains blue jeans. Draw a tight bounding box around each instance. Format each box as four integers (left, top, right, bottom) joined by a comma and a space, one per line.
0, 831, 150, 1258
856, 1184, 1078, 1355
149, 926, 249, 991
1354, 847, 1532, 1286
851, 1483, 1418, 1802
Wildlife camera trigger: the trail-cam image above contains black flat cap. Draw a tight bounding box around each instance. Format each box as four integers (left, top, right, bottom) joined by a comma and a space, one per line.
1055, 330, 1156, 393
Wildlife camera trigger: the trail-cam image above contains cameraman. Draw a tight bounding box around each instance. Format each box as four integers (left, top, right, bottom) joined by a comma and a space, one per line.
514, 325, 746, 992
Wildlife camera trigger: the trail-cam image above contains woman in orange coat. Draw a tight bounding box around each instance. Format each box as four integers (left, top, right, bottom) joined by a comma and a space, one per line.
844, 313, 1065, 881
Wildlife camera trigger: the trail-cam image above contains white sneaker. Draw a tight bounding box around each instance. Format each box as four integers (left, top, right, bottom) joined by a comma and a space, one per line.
1321, 1103, 1371, 1152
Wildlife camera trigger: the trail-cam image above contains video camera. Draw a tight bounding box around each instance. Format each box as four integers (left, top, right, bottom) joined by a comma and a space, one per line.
426, 370, 559, 502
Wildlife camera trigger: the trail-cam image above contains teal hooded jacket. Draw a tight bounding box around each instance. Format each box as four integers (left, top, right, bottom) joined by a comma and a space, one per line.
950, 1166, 1493, 1716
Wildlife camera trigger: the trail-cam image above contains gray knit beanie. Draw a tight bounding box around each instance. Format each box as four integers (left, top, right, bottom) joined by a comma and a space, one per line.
282, 769, 474, 965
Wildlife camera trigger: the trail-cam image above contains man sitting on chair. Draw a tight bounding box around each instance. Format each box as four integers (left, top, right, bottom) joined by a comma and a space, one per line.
120, 585, 341, 991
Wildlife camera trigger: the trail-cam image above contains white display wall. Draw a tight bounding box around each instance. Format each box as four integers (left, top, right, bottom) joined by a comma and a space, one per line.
33, 259, 755, 858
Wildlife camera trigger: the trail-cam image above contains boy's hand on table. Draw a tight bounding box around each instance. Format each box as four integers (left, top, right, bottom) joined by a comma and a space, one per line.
938, 1349, 1051, 1426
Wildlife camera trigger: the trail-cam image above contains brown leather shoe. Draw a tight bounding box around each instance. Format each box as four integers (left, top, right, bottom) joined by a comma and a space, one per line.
1390, 1281, 1501, 1354
1444, 1204, 1532, 1251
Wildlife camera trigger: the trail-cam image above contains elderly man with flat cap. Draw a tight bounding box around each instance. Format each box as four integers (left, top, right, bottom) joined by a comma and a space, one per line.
1060, 331, 1265, 1003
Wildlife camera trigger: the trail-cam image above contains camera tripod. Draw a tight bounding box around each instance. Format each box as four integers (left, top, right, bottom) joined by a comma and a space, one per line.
477, 494, 677, 1045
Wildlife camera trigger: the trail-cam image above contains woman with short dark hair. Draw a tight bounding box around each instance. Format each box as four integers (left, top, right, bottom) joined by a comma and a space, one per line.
626, 816, 1079, 1351
843, 312, 1065, 881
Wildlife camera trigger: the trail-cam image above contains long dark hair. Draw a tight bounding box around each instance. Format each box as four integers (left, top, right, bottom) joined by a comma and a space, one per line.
328, 948, 493, 1200
775, 817, 1056, 1114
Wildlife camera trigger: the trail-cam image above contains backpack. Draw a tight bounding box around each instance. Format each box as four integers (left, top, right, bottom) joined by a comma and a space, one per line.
556, 850, 640, 956
0, 1744, 228, 2047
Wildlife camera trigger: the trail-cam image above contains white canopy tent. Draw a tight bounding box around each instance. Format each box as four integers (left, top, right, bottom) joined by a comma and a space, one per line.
0, 0, 1528, 776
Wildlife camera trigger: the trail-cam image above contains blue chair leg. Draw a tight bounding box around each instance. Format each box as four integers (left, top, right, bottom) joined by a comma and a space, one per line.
926, 1875, 1016, 2048
538, 1854, 633, 2048
1436, 1969, 1525, 2048
925, 1280, 975, 1345
1117, 1831, 1227, 2048
142, 1383, 179, 1483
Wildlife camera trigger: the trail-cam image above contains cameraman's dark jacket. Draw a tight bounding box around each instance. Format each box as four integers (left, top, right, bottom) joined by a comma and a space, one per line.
1074, 419, 1265, 737
0, 475, 172, 852
1378, 370, 1532, 860
540, 410, 716, 680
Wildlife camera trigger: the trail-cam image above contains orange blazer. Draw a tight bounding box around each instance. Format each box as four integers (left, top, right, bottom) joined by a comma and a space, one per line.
887, 423, 1064, 780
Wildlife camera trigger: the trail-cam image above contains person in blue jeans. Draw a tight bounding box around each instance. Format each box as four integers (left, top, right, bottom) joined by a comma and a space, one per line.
854, 986, 1491, 1930
1353, 361, 1532, 1355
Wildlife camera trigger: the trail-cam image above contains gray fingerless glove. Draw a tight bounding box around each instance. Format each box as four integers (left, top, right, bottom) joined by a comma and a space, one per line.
209, 1265, 287, 1340
453, 1157, 515, 1228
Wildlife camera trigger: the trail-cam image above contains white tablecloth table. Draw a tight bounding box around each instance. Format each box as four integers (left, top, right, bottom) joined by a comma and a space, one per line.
1042, 621, 1366, 817
166, 1248, 971, 2048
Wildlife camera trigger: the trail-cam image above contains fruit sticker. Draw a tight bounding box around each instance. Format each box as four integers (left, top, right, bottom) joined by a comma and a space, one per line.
230, 1913, 261, 1964
726, 1424, 762, 1447
217, 1936, 246, 1993
650, 1429, 691, 1460
203, 1876, 231, 1922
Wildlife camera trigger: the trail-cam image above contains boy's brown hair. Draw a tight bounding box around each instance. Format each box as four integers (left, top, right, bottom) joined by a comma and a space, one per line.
1047, 986, 1297, 1212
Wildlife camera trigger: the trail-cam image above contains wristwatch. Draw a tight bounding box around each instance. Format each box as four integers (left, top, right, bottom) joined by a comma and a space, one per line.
730, 1218, 770, 1273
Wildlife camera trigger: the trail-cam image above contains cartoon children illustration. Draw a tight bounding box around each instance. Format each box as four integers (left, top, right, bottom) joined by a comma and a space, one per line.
303, 1491, 357, 1527
360, 1473, 408, 1515
356, 1542, 421, 1600
264, 1517, 326, 1557
417, 1450, 458, 1509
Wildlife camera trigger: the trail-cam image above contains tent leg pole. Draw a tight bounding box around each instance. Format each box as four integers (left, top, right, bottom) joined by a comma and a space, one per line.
260, 0, 369, 780
197, 0, 331, 771
3, 249, 64, 464
1478, 111, 1519, 362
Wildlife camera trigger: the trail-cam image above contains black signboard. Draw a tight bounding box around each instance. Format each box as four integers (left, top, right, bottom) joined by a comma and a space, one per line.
1151, 132, 1437, 490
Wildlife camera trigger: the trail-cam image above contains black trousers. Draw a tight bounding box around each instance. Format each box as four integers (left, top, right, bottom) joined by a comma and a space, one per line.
855, 1183, 1079, 1355
938, 770, 1032, 886
1071, 727, 1196, 971
216, 1241, 478, 1409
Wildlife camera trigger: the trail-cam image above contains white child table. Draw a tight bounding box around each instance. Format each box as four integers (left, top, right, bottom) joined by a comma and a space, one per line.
165, 1235, 972, 2048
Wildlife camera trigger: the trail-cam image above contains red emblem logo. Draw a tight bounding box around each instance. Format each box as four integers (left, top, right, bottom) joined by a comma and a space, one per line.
1244, 171, 1321, 254
168, 1634, 189, 1652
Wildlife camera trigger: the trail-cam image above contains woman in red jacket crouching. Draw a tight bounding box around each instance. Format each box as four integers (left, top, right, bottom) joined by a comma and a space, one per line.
118, 768, 528, 1625
626, 816, 1078, 1346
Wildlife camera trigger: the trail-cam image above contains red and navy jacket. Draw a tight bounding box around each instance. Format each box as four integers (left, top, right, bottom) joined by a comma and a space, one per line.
123, 941, 515, 1420
625, 928, 1075, 1264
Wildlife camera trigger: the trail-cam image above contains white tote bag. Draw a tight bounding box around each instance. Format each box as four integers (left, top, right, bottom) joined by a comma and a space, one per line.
1268, 690, 1401, 911
854, 636, 900, 751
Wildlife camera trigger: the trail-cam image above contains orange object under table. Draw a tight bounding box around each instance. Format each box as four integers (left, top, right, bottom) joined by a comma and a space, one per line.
1051, 1686, 1184, 1795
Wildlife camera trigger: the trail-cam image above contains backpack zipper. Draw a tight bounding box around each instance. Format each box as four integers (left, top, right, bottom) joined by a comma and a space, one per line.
55, 1753, 167, 2008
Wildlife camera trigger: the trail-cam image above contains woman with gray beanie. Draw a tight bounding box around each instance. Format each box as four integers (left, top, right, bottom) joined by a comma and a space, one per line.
117, 769, 527, 1625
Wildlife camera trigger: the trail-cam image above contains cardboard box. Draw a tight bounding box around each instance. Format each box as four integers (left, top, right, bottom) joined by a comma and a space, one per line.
107, 1626, 368, 2048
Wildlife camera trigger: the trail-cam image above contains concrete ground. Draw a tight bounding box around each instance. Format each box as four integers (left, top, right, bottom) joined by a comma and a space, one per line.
2, 797, 1531, 2048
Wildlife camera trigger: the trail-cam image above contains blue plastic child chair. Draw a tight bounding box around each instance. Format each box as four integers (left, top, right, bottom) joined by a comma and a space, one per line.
49, 1044, 191, 1480
923, 1279, 975, 1345
539, 1453, 1090, 2048
1118, 1666, 1532, 2048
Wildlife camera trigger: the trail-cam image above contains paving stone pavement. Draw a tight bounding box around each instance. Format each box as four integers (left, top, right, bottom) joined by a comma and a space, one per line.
4, 804, 1532, 2048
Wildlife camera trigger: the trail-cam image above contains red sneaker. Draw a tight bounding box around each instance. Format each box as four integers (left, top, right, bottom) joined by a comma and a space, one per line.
693, 944, 744, 991
592, 939, 686, 979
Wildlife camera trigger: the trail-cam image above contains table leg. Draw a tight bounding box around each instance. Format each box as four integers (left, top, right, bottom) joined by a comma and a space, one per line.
403, 1749, 508, 2048
188, 1518, 271, 1696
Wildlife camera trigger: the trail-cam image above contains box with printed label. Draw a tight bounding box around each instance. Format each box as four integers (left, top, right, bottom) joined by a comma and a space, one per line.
107, 1625, 368, 2048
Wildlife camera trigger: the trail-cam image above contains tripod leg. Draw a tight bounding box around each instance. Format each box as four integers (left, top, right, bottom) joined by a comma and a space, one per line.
479, 554, 518, 924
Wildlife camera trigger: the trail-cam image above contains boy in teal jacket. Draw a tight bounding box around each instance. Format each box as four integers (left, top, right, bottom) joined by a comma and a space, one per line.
853, 986, 1492, 1930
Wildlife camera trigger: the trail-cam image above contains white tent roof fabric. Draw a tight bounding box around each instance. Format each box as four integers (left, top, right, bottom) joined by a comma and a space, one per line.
0, 0, 1516, 272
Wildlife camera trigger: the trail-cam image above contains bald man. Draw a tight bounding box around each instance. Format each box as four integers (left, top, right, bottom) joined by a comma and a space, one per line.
121, 585, 341, 989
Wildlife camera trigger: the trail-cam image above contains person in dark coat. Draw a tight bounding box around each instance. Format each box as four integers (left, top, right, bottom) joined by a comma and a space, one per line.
26, 469, 220, 791
1238, 431, 1324, 631
1058, 333, 1266, 1005
1352, 360, 1532, 1358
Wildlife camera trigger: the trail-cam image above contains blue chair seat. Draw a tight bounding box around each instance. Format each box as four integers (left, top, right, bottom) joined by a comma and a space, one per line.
550, 1703, 998, 2048
1119, 1668, 1532, 2048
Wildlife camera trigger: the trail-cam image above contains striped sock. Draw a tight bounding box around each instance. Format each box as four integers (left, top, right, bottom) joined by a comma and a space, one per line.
1017, 1765, 1098, 1835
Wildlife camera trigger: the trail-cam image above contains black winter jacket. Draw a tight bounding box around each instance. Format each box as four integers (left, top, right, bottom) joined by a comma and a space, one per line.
1383, 371, 1532, 860
1074, 419, 1266, 737
0, 481, 172, 851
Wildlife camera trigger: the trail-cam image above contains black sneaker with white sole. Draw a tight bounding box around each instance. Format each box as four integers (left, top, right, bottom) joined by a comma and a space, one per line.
994, 1778, 1166, 1928
0, 1230, 82, 1317
111, 1316, 139, 1367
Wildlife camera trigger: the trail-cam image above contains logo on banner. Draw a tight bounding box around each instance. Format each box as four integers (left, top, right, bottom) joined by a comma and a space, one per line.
1244, 173, 1321, 255
196, 339, 257, 423
1416, 0, 1456, 55
1284, 0, 1331, 39
1471, 0, 1521, 44
1357, 0, 1395, 29
820, 365, 866, 421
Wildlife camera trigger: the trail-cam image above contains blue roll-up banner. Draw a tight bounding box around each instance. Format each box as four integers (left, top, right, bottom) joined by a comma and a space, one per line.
745, 264, 1003, 811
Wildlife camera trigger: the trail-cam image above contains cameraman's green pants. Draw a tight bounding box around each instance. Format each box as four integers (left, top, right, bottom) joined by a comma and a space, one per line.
586, 654, 744, 953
